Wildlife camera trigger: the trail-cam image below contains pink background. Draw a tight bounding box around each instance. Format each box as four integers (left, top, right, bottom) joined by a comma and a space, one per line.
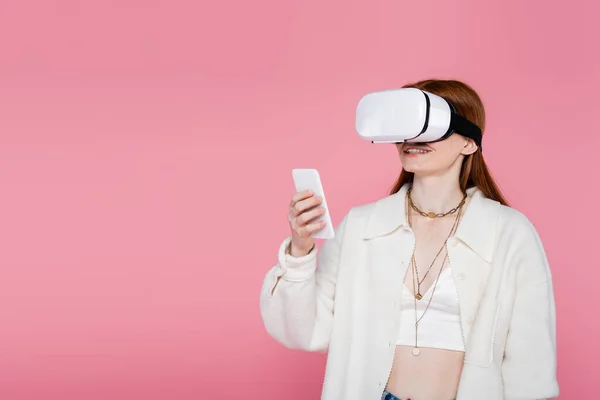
0, 0, 598, 399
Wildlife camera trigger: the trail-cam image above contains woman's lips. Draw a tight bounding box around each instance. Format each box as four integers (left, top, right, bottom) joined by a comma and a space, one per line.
403, 144, 432, 155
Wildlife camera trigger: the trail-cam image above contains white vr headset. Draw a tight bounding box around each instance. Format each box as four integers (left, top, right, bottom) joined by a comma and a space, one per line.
355, 88, 482, 148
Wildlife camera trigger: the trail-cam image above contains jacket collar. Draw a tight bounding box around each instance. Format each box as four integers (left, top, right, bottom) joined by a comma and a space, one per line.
361, 184, 499, 263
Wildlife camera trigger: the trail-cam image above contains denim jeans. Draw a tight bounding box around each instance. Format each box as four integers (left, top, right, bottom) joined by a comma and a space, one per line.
381, 389, 456, 400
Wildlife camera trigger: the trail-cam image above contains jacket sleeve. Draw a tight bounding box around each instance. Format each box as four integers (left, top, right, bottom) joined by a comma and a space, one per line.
259, 213, 348, 352
502, 217, 559, 400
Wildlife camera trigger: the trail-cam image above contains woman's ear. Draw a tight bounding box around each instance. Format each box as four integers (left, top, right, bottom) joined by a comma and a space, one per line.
461, 138, 478, 155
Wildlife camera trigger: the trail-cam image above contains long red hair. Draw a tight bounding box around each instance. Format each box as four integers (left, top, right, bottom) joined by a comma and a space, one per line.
389, 79, 509, 206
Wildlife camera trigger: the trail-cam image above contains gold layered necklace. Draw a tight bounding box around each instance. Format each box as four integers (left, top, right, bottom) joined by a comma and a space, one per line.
407, 187, 467, 219
407, 191, 465, 356
407, 188, 465, 300
409, 207, 462, 300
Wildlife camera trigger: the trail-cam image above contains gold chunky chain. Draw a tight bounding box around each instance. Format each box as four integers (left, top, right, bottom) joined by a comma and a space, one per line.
407, 187, 467, 218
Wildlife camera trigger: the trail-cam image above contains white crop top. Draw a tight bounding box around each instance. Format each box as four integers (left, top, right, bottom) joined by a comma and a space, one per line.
396, 266, 466, 352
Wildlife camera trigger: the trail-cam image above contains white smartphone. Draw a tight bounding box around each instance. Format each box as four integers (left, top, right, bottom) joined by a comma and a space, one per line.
291, 168, 335, 239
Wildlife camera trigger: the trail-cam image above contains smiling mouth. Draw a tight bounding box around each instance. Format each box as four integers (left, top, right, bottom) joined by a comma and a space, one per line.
403, 145, 432, 155
404, 149, 430, 154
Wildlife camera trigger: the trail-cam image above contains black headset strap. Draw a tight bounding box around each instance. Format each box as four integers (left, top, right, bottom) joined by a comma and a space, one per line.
445, 100, 483, 149
450, 113, 482, 149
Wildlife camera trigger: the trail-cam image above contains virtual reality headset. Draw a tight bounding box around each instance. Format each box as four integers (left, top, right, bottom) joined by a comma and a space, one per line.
355, 88, 482, 148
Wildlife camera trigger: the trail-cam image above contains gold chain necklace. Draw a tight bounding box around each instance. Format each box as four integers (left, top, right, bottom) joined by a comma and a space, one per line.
408, 197, 465, 356
409, 205, 462, 300
407, 187, 467, 219
410, 253, 450, 356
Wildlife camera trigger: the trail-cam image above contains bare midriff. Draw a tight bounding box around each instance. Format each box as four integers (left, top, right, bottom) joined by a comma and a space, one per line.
385, 345, 464, 400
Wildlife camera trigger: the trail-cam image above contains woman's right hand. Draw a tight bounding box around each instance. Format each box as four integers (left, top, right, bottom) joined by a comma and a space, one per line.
288, 190, 327, 257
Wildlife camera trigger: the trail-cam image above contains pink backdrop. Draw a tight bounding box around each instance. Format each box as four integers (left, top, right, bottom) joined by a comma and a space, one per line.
0, 1, 598, 399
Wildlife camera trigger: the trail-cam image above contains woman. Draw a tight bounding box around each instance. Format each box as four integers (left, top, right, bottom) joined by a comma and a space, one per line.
259, 79, 559, 400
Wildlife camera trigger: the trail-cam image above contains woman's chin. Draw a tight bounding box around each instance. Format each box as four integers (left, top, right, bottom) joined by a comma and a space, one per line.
400, 159, 429, 174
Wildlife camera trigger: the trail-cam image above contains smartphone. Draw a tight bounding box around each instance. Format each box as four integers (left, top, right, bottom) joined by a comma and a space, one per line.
292, 168, 335, 239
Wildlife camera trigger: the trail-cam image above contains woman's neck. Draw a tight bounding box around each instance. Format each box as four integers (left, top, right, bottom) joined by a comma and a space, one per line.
409, 174, 464, 215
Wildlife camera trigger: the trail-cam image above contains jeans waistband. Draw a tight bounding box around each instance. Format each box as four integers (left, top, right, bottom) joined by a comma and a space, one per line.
381, 389, 456, 400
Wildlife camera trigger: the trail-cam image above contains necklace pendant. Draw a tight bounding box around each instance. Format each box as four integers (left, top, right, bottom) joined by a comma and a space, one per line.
414, 292, 423, 300
412, 347, 421, 356
426, 212, 437, 218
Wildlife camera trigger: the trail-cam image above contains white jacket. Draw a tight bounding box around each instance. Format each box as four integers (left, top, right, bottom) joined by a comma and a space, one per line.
260, 184, 559, 400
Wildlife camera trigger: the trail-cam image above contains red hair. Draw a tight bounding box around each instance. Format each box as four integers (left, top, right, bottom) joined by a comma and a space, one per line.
389, 79, 509, 206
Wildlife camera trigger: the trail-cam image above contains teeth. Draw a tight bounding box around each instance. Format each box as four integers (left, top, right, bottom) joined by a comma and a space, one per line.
405, 149, 430, 154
